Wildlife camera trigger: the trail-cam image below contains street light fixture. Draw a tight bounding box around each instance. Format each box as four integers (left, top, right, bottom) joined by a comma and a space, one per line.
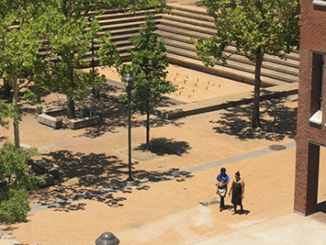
88, 14, 98, 99
122, 73, 136, 186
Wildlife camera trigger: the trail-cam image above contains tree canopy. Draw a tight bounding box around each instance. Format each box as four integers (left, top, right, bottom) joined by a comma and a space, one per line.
120, 12, 177, 149
193, 0, 300, 128
0, 142, 44, 223
0, 100, 20, 129
0, 0, 49, 147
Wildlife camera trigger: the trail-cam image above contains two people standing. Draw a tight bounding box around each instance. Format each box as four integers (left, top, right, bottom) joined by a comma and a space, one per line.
216, 168, 245, 214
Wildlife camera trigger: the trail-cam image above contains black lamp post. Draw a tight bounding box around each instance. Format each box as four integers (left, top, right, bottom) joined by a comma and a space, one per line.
122, 73, 136, 185
88, 14, 98, 99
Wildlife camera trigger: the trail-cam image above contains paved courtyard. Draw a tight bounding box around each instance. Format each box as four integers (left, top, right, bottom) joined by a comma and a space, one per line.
1, 1, 326, 244
1, 59, 326, 244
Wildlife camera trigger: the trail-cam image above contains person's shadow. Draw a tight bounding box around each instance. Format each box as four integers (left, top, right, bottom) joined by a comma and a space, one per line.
224, 205, 250, 215
237, 209, 250, 215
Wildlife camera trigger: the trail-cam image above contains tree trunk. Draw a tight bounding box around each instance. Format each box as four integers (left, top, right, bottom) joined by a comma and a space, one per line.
146, 86, 150, 150
252, 52, 263, 129
67, 54, 75, 119
12, 72, 20, 148
146, 109, 150, 150
67, 96, 75, 119
3, 79, 11, 98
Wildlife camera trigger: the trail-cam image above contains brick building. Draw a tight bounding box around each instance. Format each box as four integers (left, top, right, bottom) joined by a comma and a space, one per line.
294, 0, 326, 215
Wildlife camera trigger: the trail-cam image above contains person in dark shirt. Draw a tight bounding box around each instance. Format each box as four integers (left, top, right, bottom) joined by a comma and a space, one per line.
216, 167, 229, 212
228, 171, 245, 214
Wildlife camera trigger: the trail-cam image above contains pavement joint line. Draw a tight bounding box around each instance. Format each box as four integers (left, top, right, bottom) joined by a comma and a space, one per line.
183, 141, 296, 173
29, 141, 296, 213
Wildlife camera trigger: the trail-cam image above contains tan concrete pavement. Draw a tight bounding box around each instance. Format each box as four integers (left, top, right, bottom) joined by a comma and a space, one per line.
2, 90, 325, 244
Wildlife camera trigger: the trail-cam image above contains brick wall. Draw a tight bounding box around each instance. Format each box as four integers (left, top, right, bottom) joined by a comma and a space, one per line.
294, 0, 326, 216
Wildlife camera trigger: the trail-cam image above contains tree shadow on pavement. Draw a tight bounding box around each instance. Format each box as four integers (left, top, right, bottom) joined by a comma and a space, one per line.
78, 93, 185, 139
135, 137, 192, 157
30, 150, 193, 211
210, 97, 297, 141
0, 226, 18, 235
52, 202, 88, 212
0, 136, 8, 142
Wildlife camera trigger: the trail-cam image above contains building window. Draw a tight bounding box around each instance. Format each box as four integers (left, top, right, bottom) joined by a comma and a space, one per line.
313, 0, 326, 6
309, 52, 324, 125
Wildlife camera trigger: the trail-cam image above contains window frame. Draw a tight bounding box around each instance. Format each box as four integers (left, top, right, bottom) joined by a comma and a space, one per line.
309, 52, 324, 125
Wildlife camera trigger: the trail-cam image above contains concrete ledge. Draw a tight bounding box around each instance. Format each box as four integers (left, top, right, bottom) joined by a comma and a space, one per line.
158, 83, 298, 119
69, 115, 101, 130
79, 106, 102, 118
29, 160, 60, 179
43, 107, 67, 117
37, 173, 55, 188
37, 114, 62, 129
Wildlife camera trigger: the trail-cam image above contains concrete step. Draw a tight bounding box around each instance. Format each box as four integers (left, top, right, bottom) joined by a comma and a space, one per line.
159, 31, 299, 70
108, 32, 138, 43
97, 19, 160, 35
84, 44, 132, 57
166, 45, 298, 83
164, 39, 299, 77
169, 3, 210, 15
75, 4, 301, 88
159, 19, 216, 36
96, 8, 158, 21
169, 9, 214, 22
166, 53, 286, 87
161, 14, 216, 29
98, 25, 142, 36
156, 6, 299, 85
96, 13, 161, 27
158, 29, 299, 65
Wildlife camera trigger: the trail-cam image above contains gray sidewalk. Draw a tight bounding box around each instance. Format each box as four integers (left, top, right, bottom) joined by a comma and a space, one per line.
195, 212, 326, 245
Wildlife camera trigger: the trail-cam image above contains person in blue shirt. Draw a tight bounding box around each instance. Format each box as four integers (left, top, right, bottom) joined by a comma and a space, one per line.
216, 167, 230, 212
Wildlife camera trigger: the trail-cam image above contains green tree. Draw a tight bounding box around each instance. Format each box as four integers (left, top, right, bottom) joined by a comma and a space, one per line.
120, 12, 177, 150
0, 0, 48, 148
39, 6, 120, 118
0, 100, 21, 129
39, 0, 171, 119
193, 0, 300, 128
0, 142, 44, 224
